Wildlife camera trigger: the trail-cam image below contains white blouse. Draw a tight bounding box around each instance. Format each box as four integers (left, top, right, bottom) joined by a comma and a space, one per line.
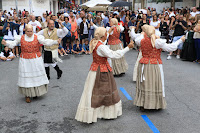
5, 34, 59, 49
96, 40, 129, 59
130, 28, 183, 52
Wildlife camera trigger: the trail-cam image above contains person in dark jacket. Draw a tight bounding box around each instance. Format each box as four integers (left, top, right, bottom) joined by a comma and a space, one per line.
79, 17, 89, 44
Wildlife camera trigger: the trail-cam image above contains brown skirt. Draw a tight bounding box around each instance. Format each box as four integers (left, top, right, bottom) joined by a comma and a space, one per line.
133, 63, 167, 109
109, 43, 128, 75
91, 67, 120, 108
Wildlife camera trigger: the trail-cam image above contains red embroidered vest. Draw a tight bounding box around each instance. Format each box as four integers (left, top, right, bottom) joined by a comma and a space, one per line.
108, 27, 121, 45
20, 34, 41, 59
139, 34, 162, 64
90, 41, 112, 72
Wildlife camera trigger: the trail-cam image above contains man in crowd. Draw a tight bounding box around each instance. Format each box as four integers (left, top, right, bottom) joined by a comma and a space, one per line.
28, 15, 41, 33
167, 14, 187, 60
190, 7, 199, 17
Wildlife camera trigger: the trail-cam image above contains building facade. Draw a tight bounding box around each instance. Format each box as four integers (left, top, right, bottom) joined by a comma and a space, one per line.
1, 0, 59, 16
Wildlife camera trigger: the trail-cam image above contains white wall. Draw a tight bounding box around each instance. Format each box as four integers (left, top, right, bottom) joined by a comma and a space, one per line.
2, 0, 58, 16
146, 2, 171, 13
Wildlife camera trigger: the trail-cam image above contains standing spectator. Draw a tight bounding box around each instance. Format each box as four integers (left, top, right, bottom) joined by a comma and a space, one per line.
51, 15, 59, 28
80, 17, 89, 45
87, 14, 94, 42
62, 17, 71, 50
124, 17, 130, 47
159, 16, 169, 39
169, 8, 175, 18
190, 7, 199, 17
28, 15, 41, 33
42, 12, 47, 22
128, 17, 136, 27
43, 16, 50, 29
19, 18, 26, 35
0, 15, 5, 52
164, 15, 170, 26
136, 14, 149, 33
150, 15, 160, 32
167, 14, 187, 60
69, 11, 75, 23
193, 20, 200, 63
71, 16, 78, 51
103, 13, 109, 28
95, 16, 104, 27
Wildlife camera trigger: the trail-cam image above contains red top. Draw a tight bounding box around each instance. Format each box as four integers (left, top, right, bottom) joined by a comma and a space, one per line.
108, 27, 121, 45
139, 34, 162, 64
20, 34, 41, 59
90, 41, 112, 72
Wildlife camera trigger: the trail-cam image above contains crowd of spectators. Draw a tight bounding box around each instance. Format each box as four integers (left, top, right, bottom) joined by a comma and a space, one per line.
0, 6, 200, 63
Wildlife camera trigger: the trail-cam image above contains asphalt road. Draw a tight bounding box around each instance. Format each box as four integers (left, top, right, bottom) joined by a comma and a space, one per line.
0, 50, 200, 133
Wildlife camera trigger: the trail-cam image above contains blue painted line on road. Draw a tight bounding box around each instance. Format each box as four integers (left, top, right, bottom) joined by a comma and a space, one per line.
141, 115, 160, 133
119, 87, 133, 100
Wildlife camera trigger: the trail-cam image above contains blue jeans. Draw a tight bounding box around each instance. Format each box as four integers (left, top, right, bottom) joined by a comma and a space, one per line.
88, 29, 94, 42
173, 35, 184, 50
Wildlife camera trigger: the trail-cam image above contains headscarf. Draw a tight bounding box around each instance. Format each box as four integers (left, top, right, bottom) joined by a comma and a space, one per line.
89, 27, 107, 53
110, 18, 120, 32
141, 24, 159, 47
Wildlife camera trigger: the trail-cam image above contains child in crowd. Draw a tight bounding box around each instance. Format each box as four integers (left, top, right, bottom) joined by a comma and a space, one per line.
82, 38, 90, 54
72, 40, 83, 54
58, 45, 68, 56
0, 46, 15, 61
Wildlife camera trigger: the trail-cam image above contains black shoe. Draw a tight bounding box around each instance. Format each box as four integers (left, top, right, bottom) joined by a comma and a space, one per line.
57, 70, 62, 79
54, 65, 62, 79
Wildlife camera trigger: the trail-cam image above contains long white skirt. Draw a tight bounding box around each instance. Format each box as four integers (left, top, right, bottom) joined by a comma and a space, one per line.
133, 51, 142, 81
18, 57, 49, 97
75, 71, 122, 124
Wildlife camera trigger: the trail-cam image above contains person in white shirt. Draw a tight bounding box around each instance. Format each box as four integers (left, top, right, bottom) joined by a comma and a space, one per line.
28, 15, 42, 33
190, 7, 199, 17
169, 8, 175, 18
150, 15, 160, 32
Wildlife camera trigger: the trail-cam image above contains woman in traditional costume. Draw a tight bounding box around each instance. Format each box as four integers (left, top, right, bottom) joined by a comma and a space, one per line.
1, 24, 61, 103
130, 25, 185, 111
75, 27, 134, 123
130, 27, 161, 82
107, 18, 128, 76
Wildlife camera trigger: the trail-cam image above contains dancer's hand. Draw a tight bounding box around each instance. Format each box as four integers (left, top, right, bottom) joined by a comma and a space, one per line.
180, 36, 185, 42
128, 40, 134, 49
57, 38, 62, 44
1, 39, 6, 45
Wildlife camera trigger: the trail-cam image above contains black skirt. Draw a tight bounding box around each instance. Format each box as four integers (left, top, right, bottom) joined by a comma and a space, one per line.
44, 51, 53, 63
181, 32, 196, 61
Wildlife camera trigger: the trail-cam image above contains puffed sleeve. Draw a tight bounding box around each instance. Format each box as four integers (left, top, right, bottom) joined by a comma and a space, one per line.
37, 35, 58, 46
97, 44, 130, 59
5, 35, 21, 49
93, 24, 98, 29
120, 24, 124, 32
155, 38, 183, 52
57, 26, 69, 38
0, 52, 4, 57
130, 28, 141, 40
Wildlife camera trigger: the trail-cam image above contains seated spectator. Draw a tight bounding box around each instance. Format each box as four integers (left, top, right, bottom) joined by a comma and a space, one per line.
82, 39, 90, 54
72, 40, 83, 54
58, 45, 68, 56
0, 46, 15, 61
